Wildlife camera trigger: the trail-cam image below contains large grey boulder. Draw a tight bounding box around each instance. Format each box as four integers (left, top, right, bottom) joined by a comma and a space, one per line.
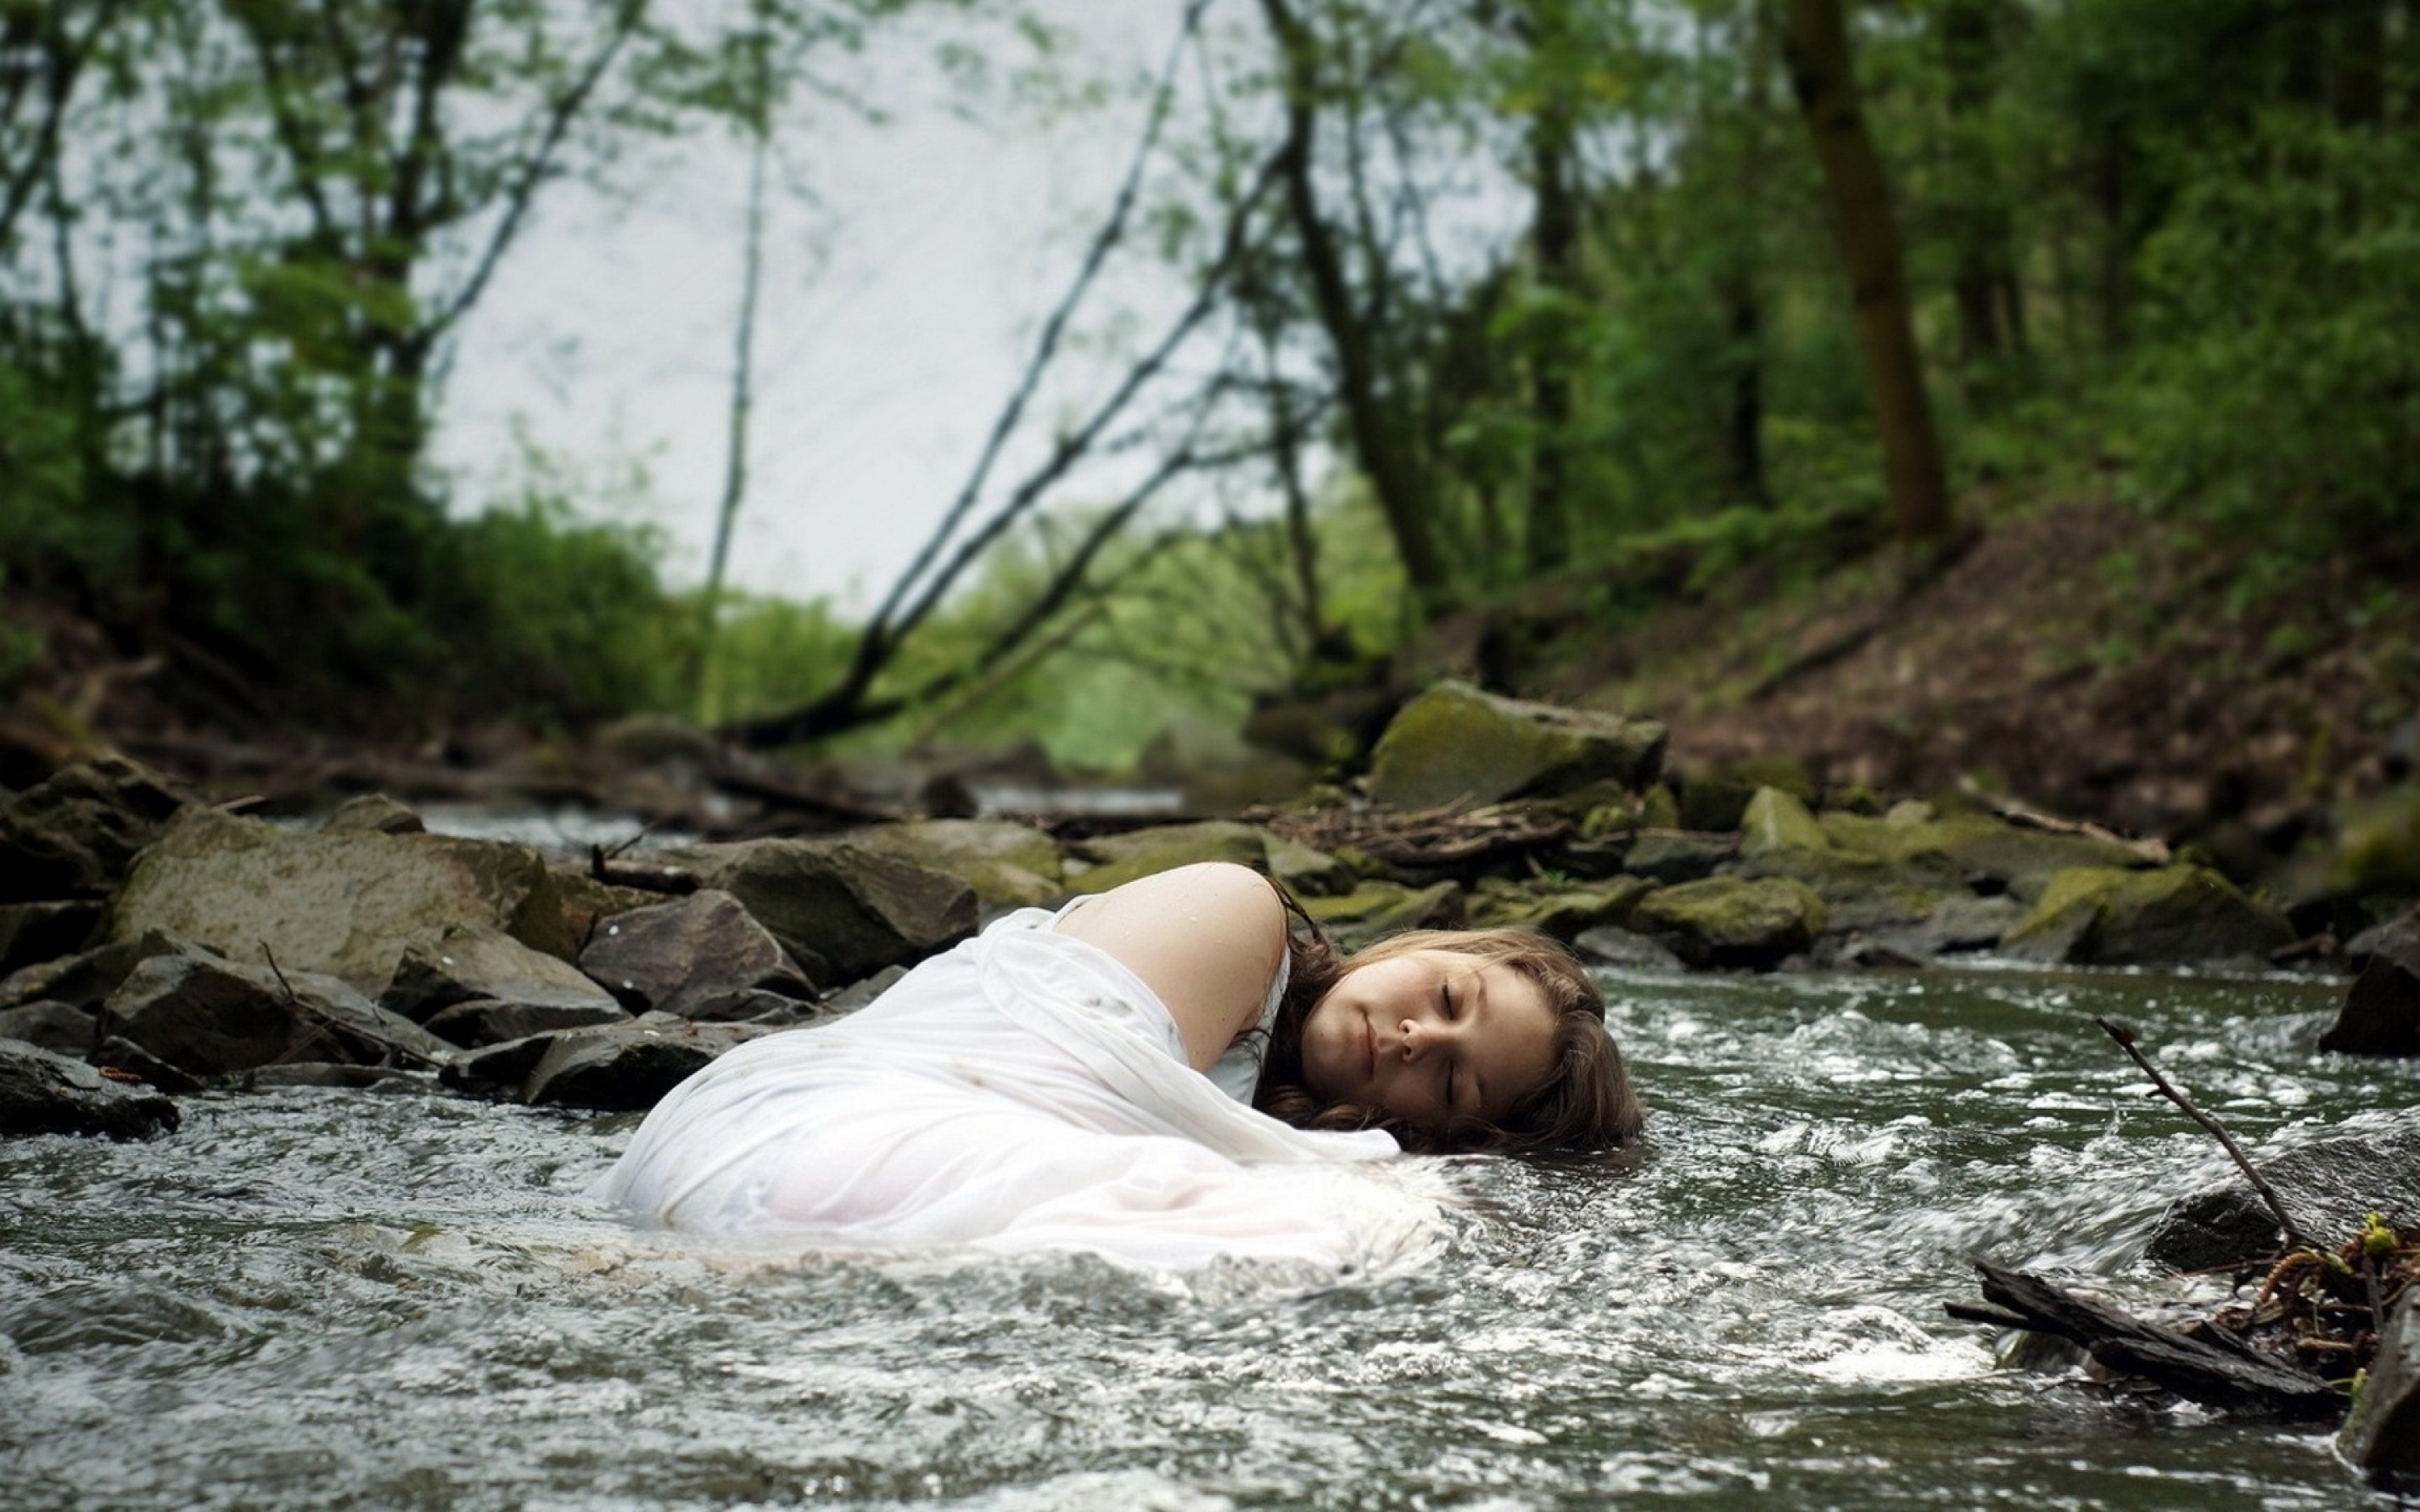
1631, 876, 1826, 970
840, 819, 1065, 908
669, 839, 976, 982
0, 1038, 180, 1140
1366, 681, 1665, 810
2146, 1116, 2420, 1271
0, 757, 192, 902
2320, 905, 2420, 1057
2339, 1295, 2420, 1477
97, 954, 451, 1089
381, 927, 622, 1025
520, 1017, 775, 1109
2002, 864, 2295, 966
108, 810, 578, 995
577, 890, 817, 1020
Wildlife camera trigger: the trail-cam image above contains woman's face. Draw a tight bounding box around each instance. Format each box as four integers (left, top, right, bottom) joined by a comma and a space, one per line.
1298, 948, 1560, 1135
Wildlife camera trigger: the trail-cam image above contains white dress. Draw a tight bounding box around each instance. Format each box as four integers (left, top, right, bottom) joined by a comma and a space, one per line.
589, 906, 1439, 1272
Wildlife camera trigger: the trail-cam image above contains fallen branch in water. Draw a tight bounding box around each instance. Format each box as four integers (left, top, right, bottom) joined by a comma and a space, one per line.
1964, 1259, 2344, 1419
2095, 1015, 2314, 1252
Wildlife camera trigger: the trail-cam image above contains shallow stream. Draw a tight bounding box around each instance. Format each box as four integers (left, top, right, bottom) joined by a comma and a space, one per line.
4, 965, 2411, 1509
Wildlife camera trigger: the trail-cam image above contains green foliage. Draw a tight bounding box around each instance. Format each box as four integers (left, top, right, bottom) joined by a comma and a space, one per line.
427, 496, 696, 722
2128, 108, 2420, 573
700, 595, 857, 730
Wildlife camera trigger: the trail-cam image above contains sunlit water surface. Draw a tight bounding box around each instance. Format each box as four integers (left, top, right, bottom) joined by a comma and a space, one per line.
4, 966, 2412, 1510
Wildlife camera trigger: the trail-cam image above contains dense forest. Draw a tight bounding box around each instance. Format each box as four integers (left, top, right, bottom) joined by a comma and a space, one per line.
1, 0, 2415, 836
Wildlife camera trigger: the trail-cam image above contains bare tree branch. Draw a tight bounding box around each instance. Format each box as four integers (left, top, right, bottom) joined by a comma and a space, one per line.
2096, 1016, 2315, 1252
855, 0, 1217, 656
425, 1, 640, 338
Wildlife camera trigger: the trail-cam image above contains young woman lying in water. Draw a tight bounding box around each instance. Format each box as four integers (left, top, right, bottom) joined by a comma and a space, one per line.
592, 862, 1643, 1269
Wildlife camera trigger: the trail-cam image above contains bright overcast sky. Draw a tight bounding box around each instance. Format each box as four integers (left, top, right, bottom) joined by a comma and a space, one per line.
432, 3, 1196, 614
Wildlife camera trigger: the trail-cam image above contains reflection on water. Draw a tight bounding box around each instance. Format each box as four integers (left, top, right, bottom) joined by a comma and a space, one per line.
1, 966, 2404, 1510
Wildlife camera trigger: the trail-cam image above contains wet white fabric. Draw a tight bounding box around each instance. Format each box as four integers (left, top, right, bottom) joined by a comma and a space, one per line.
589, 908, 1436, 1272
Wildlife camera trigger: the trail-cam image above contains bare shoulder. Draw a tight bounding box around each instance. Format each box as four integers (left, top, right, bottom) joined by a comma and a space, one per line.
1052, 862, 1287, 1072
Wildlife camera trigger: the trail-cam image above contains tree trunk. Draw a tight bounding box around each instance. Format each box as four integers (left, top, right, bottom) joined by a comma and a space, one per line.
1723, 0, 1775, 507
696, 94, 771, 716
1523, 0, 1579, 573
1779, 0, 1954, 546
1257, 0, 1451, 610
1940, 0, 2006, 369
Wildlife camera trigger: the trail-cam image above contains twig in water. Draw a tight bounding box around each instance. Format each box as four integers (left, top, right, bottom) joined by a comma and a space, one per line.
2095, 1016, 2315, 1252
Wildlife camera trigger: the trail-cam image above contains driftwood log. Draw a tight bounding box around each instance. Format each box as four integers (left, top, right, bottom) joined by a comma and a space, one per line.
1950, 1260, 2345, 1420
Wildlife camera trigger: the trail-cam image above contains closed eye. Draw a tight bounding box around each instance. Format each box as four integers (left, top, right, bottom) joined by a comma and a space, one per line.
1439, 982, 1456, 1020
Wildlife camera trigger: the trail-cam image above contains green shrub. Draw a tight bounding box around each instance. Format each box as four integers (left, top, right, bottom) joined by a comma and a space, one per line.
2129, 109, 2420, 573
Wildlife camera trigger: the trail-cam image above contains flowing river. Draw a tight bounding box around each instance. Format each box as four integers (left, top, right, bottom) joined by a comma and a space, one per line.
3, 964, 2409, 1509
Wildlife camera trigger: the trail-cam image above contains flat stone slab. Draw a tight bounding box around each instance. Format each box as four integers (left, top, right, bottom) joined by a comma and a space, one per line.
109, 810, 576, 995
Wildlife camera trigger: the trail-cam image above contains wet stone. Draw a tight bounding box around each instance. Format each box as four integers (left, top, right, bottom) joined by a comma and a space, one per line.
1572, 925, 1686, 973
382, 928, 621, 1025
2339, 1295, 2420, 1477
577, 889, 819, 1018
0, 1037, 181, 1140
2320, 905, 2420, 1057
422, 997, 628, 1048
520, 1017, 775, 1110
100, 954, 451, 1085
670, 840, 976, 982
2146, 1116, 2420, 1271
1623, 832, 1733, 885
0, 1000, 96, 1056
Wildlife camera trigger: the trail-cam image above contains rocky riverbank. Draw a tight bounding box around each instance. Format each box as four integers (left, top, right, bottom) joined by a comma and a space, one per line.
6, 680, 2418, 1140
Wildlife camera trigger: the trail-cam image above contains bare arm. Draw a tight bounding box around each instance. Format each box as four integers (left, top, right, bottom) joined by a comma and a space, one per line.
1052, 861, 1288, 1073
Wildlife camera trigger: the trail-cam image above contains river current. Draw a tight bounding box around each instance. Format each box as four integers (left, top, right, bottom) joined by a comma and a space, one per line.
3, 965, 2410, 1509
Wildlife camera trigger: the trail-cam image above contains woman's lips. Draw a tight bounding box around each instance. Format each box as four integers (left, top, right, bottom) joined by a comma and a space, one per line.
1359, 1012, 1374, 1079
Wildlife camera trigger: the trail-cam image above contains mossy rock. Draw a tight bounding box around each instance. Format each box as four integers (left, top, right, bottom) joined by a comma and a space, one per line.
1266, 835, 1356, 898
1675, 772, 1759, 833
2002, 863, 2295, 966
1639, 784, 1682, 830
1366, 680, 1665, 809
1064, 821, 1268, 895
1631, 876, 1826, 969
1299, 880, 1464, 953
1624, 831, 1734, 884
1465, 876, 1655, 941
1677, 758, 1815, 833
2332, 786, 2420, 896
1819, 811, 2151, 902
108, 810, 575, 995
843, 818, 1066, 908
1739, 787, 1829, 859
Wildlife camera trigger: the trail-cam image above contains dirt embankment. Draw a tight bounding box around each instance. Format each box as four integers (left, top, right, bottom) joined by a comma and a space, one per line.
1542, 499, 2417, 846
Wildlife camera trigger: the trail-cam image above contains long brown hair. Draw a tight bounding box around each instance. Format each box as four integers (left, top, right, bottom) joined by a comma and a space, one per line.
1252, 892, 1645, 1155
